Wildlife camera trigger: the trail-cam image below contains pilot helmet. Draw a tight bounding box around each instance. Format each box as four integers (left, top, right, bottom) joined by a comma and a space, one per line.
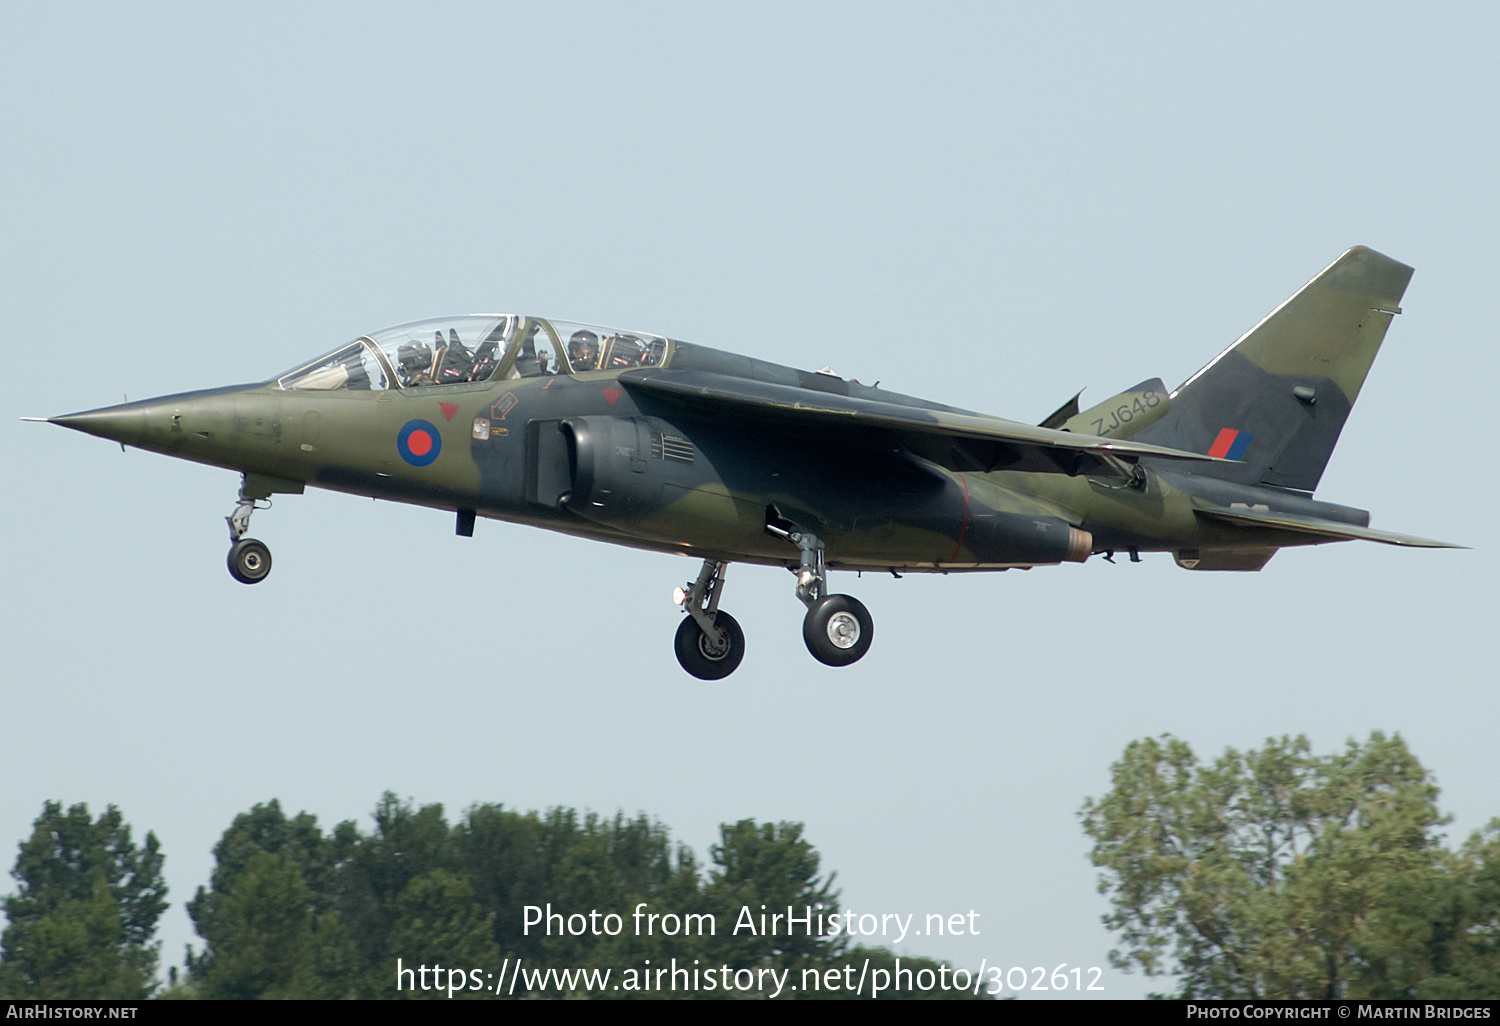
568, 330, 598, 368
397, 340, 431, 374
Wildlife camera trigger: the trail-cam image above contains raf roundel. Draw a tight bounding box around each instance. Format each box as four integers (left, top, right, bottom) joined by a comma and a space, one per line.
397, 419, 442, 467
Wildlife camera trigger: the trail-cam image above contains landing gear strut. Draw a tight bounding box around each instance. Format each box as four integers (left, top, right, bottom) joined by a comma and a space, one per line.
673, 559, 745, 679
668, 521, 876, 678
769, 518, 875, 668
225, 476, 273, 584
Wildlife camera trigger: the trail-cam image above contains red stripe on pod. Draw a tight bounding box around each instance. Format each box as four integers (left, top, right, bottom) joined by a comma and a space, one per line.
947, 473, 971, 563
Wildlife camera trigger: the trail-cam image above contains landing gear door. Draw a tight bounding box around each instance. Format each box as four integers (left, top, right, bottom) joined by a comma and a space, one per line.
526, 419, 573, 508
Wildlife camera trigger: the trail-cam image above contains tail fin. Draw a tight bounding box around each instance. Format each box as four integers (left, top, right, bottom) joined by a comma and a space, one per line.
1135, 247, 1413, 492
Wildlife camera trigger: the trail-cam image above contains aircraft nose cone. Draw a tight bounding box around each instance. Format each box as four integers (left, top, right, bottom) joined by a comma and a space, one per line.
47, 384, 268, 456
50, 403, 149, 447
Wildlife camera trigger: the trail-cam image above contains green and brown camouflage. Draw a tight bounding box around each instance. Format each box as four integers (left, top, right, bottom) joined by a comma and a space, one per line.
40, 247, 1460, 676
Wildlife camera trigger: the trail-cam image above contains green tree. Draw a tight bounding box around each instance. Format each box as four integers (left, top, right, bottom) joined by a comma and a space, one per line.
386, 870, 500, 999
0, 802, 166, 998
453, 801, 549, 959
1080, 732, 1467, 998
188, 850, 358, 999
183, 795, 984, 1000
332, 793, 459, 994
1438, 823, 1500, 997
186, 800, 356, 998
333, 793, 455, 977
1356, 819, 1500, 998
702, 819, 843, 974
189, 798, 340, 919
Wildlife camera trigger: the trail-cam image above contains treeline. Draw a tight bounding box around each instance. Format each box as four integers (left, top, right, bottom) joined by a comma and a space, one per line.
1083, 731, 1500, 999
0, 796, 978, 1000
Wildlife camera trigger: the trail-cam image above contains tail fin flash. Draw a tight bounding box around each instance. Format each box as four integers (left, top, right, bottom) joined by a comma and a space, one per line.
1136, 247, 1413, 492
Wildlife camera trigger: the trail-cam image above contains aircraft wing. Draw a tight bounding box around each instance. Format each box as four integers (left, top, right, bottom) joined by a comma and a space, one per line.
1194, 505, 1464, 548
618, 369, 1232, 474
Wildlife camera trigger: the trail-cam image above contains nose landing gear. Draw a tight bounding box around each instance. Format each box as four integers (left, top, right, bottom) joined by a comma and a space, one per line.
226, 477, 273, 584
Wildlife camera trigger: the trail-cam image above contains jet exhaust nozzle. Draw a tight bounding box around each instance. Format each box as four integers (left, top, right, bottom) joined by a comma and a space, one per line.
1066, 527, 1093, 563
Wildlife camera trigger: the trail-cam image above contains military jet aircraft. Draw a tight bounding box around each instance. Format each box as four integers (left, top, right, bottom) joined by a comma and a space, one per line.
37, 246, 1457, 678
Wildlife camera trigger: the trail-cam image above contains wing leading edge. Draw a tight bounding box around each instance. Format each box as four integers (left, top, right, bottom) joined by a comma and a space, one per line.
619, 368, 1233, 475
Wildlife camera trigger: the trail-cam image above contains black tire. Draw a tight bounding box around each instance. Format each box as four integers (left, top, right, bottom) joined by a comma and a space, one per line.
674, 611, 745, 680
802, 594, 873, 667
228, 538, 272, 584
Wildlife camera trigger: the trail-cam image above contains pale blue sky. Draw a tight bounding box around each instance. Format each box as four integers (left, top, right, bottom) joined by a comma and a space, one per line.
3, 3, 1495, 999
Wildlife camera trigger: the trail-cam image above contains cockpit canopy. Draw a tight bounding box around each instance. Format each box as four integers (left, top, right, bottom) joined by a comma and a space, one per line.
276, 316, 670, 391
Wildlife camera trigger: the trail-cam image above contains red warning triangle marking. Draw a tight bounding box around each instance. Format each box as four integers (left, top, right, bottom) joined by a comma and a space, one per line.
602, 388, 622, 406
439, 402, 458, 422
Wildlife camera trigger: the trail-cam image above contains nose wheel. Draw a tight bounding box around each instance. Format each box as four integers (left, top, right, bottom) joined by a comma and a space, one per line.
228, 538, 272, 584
225, 476, 273, 584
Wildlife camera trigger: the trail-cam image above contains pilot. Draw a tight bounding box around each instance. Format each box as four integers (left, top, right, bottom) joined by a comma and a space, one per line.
396, 340, 434, 386
568, 330, 599, 372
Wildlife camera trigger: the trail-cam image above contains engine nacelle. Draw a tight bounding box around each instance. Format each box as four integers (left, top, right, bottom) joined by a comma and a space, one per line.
561, 416, 663, 528
555, 415, 1093, 566
957, 511, 1092, 566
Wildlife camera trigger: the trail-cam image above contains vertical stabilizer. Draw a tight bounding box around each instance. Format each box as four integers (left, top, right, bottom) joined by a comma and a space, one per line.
1135, 247, 1413, 492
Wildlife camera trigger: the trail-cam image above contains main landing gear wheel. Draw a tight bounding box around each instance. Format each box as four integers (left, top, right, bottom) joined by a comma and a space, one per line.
673, 559, 745, 679
674, 610, 745, 680
803, 594, 873, 667
766, 511, 877, 668
227, 538, 272, 584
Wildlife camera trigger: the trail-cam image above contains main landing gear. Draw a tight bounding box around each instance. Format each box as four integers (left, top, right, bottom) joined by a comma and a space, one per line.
671, 523, 875, 680
226, 478, 273, 584
775, 525, 874, 668
673, 560, 744, 680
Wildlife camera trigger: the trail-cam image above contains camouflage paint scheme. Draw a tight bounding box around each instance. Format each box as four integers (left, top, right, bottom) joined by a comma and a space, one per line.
43, 247, 1458, 672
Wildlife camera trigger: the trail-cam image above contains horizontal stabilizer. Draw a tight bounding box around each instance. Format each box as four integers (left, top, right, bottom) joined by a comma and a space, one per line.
1195, 505, 1463, 548
621, 368, 1235, 476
